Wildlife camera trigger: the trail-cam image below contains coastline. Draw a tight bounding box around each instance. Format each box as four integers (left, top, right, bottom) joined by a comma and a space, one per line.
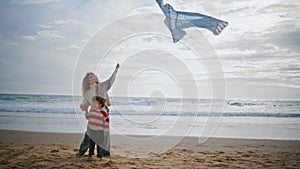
0, 130, 299, 168
1, 111, 299, 140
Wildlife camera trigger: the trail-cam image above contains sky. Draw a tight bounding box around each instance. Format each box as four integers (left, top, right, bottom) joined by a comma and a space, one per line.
0, 0, 300, 100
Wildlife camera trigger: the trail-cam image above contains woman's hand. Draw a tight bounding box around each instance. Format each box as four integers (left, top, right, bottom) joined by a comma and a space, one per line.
116, 63, 120, 70
84, 111, 89, 120
80, 103, 89, 111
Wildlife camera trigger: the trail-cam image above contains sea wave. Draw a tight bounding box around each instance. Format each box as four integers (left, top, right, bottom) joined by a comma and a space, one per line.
0, 108, 299, 118
0, 94, 299, 118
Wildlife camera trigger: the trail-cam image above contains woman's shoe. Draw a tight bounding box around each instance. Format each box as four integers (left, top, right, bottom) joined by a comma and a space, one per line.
103, 151, 110, 157
76, 153, 83, 157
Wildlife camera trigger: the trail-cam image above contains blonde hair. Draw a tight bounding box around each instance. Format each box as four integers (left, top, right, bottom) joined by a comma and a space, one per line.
82, 72, 99, 97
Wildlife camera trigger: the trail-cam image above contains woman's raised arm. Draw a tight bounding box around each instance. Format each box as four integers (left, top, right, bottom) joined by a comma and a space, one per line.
103, 63, 120, 91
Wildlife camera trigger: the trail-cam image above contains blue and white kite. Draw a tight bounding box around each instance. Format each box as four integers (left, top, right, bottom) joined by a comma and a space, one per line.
156, 0, 228, 43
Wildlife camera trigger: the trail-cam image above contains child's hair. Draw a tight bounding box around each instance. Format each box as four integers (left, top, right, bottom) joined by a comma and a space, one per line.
92, 96, 107, 108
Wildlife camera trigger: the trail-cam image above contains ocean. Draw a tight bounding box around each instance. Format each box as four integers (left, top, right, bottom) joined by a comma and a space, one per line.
0, 94, 299, 140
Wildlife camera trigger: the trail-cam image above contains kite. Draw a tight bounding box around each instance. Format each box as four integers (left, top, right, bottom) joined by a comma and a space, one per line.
156, 0, 228, 43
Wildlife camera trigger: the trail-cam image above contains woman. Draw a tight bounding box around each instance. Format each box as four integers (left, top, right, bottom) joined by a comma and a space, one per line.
76, 63, 120, 157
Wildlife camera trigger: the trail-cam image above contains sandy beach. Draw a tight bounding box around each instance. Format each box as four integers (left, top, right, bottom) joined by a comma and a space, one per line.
0, 130, 299, 168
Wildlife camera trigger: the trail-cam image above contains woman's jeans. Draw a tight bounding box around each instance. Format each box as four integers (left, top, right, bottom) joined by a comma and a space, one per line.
78, 132, 89, 156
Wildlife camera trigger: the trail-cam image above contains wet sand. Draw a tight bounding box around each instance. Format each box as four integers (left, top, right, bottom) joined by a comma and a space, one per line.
0, 130, 299, 168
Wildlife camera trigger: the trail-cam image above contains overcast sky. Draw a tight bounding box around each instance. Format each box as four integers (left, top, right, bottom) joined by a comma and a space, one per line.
0, 0, 300, 100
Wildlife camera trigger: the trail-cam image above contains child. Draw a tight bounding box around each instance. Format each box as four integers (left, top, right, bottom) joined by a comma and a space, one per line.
86, 96, 110, 158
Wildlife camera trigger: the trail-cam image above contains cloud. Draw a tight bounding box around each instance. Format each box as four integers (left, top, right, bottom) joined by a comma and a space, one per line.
52, 19, 72, 25
0, 41, 19, 46
21, 35, 39, 40
37, 30, 65, 40
68, 44, 81, 49
21, 30, 66, 41
257, 4, 299, 15
206, 0, 300, 91
11, 0, 63, 5
57, 44, 81, 50
35, 24, 51, 29
224, 77, 300, 99
1, 0, 300, 99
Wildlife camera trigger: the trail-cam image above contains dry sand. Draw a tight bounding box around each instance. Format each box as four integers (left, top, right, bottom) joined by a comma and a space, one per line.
0, 130, 299, 168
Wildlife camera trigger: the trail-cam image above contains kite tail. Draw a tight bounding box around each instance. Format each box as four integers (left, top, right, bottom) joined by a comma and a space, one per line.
212, 20, 228, 35
191, 18, 228, 36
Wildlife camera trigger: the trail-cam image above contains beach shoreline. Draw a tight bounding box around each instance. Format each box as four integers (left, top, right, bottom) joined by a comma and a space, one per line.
0, 130, 299, 168
0, 130, 299, 151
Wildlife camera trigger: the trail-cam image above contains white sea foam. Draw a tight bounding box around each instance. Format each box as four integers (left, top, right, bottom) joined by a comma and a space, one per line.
0, 94, 299, 140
